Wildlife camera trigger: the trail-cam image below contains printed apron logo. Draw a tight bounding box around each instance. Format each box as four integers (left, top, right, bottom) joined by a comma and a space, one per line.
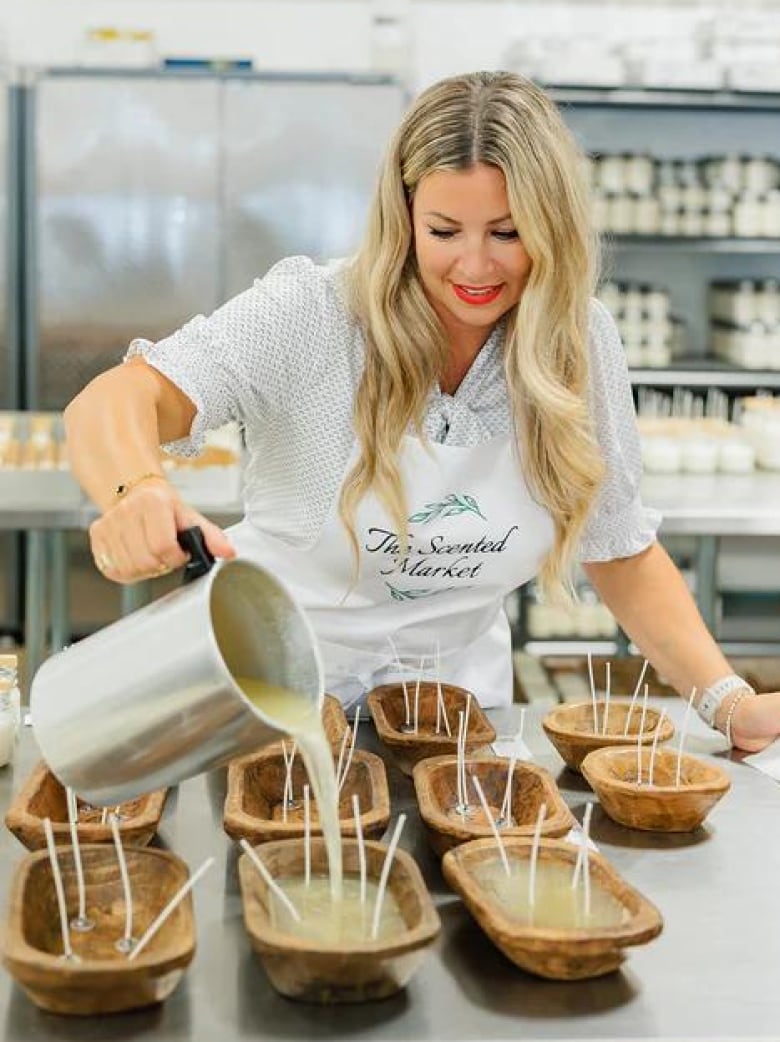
362, 491, 519, 602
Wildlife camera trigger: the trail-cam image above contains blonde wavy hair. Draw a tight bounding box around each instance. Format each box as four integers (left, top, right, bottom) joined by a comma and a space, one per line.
341, 70, 605, 603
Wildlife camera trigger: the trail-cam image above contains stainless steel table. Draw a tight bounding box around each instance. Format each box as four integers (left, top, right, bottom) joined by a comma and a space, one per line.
1, 703, 779, 1042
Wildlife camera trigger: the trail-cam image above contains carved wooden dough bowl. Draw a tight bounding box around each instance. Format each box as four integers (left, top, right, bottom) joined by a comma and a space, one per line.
259, 694, 350, 757
2, 845, 195, 1015
413, 755, 575, 856
224, 748, 390, 844
581, 746, 731, 832
368, 682, 496, 776
442, 836, 663, 980
4, 761, 168, 851
238, 837, 441, 1003
542, 701, 675, 773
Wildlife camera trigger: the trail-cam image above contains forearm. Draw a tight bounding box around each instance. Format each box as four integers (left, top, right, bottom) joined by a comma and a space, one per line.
583, 541, 731, 703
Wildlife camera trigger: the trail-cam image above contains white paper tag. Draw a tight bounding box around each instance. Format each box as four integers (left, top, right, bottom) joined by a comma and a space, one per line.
492, 738, 534, 761
563, 826, 599, 852
744, 739, 780, 782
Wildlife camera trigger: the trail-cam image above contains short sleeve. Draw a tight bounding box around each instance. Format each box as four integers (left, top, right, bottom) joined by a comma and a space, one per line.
578, 299, 662, 563
124, 256, 328, 456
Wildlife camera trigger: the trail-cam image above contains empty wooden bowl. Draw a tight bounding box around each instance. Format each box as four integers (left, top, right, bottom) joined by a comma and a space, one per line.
238, 836, 441, 1003
581, 746, 731, 832
4, 761, 168, 851
413, 755, 575, 857
542, 701, 675, 773
224, 747, 390, 844
367, 682, 496, 776
442, 836, 663, 980
2, 845, 196, 1015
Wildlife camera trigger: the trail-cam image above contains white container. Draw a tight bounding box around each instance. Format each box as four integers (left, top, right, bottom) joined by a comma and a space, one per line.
734, 194, 765, 237
625, 154, 655, 197
0, 654, 20, 735
634, 196, 661, 234
641, 436, 682, 473
0, 690, 15, 767
608, 194, 635, 234
598, 155, 627, 195
718, 439, 755, 474
681, 439, 719, 474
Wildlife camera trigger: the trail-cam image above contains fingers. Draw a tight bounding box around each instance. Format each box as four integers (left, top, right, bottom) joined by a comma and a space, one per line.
90, 480, 235, 585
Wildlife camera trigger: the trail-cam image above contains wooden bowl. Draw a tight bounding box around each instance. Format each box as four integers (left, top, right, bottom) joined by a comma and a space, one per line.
442, 836, 663, 980
413, 755, 575, 857
224, 748, 390, 844
542, 701, 675, 773
581, 747, 731, 832
260, 694, 350, 757
4, 762, 168, 851
2, 845, 196, 1014
238, 837, 441, 1003
367, 682, 496, 776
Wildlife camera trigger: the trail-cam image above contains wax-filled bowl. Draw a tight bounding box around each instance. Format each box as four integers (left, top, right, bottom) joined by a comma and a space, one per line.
4, 761, 167, 851
224, 748, 390, 844
238, 837, 441, 1003
542, 701, 674, 773
581, 746, 731, 832
2, 846, 196, 1015
367, 682, 496, 776
442, 836, 663, 980
413, 755, 574, 857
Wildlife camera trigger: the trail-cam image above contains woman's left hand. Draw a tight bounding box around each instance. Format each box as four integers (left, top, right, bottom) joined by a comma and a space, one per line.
730, 692, 780, 753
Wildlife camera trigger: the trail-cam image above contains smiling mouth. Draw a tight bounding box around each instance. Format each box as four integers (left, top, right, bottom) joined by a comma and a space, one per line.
452, 284, 503, 306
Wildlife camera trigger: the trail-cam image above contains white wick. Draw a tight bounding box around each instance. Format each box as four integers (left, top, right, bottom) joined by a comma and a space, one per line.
571, 801, 594, 890
66, 788, 88, 926
528, 802, 547, 914
111, 814, 134, 948
675, 687, 697, 787
587, 651, 598, 731
413, 656, 425, 734
623, 659, 649, 735
303, 784, 311, 889
240, 839, 301, 923
281, 741, 296, 823
337, 707, 360, 793
387, 636, 410, 726
582, 804, 593, 919
602, 661, 611, 735
352, 793, 367, 905
43, 817, 74, 960
648, 709, 667, 788
636, 682, 650, 785
471, 776, 510, 877
498, 755, 517, 828
371, 814, 406, 940
128, 858, 215, 962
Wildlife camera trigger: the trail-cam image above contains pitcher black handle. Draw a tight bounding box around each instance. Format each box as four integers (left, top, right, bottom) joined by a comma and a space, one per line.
177, 527, 216, 584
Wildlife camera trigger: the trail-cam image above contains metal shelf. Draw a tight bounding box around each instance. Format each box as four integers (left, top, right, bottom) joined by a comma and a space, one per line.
608, 235, 780, 254
548, 85, 780, 113
630, 357, 780, 388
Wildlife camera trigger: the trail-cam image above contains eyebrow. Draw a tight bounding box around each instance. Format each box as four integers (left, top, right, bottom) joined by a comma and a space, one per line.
424, 211, 514, 225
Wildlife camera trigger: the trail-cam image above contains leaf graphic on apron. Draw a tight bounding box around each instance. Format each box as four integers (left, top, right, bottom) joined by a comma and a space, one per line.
386, 582, 459, 601
408, 493, 486, 524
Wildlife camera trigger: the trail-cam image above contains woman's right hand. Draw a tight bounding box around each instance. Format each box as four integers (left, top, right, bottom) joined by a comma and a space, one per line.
89, 478, 236, 584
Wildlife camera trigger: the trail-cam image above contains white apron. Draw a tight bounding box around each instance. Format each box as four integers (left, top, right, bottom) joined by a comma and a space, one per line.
228, 434, 554, 708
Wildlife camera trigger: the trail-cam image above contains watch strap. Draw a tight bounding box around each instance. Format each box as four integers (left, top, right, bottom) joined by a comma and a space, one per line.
697, 673, 755, 728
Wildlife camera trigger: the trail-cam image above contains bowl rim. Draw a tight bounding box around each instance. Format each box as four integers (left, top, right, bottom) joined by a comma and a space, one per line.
581, 745, 732, 797
442, 835, 663, 948
238, 836, 441, 958
367, 683, 496, 748
413, 754, 574, 839
2, 845, 196, 972
542, 701, 675, 745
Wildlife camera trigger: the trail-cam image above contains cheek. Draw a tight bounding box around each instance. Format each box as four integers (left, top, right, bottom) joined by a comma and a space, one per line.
415, 238, 450, 281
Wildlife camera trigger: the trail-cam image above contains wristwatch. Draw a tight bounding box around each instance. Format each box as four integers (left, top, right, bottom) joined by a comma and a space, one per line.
697, 673, 755, 729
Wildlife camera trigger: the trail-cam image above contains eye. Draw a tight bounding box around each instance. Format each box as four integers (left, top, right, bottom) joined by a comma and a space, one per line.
428, 227, 456, 240
492, 229, 520, 241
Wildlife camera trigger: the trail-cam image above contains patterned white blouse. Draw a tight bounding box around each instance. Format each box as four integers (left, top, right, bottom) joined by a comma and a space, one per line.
127, 255, 661, 562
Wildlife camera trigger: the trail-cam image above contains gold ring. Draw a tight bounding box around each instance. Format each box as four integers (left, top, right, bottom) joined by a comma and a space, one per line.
154, 563, 172, 577
97, 552, 115, 573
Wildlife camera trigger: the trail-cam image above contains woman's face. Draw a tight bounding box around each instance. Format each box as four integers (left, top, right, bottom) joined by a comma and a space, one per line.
411, 163, 532, 349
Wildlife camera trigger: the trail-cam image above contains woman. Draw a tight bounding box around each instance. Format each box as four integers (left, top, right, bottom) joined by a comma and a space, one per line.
64, 70, 778, 751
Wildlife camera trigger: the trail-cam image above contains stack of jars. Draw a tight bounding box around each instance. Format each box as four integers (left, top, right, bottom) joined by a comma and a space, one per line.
589, 153, 780, 238
739, 395, 780, 469
597, 281, 679, 367
711, 280, 780, 371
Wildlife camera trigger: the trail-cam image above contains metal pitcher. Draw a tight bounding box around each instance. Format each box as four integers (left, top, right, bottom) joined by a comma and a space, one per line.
30, 528, 324, 805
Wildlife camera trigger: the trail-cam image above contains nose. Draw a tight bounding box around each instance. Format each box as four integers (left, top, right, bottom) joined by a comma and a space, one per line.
454, 235, 498, 282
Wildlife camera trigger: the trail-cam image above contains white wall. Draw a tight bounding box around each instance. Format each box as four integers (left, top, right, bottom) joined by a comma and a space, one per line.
0, 1, 777, 88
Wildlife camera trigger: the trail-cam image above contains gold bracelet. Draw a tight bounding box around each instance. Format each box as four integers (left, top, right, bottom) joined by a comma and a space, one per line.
114, 472, 167, 500
724, 688, 756, 748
